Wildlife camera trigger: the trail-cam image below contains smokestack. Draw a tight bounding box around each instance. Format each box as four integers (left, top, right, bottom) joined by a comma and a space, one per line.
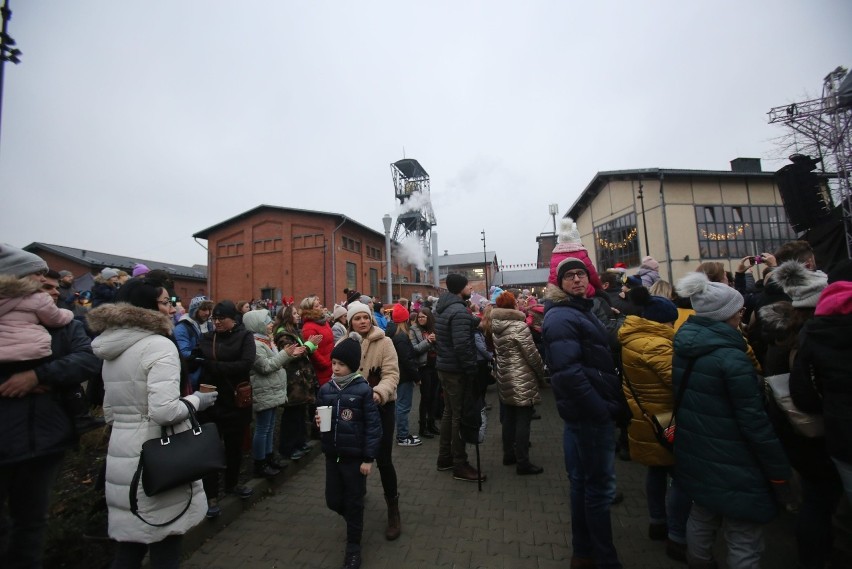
432, 232, 439, 289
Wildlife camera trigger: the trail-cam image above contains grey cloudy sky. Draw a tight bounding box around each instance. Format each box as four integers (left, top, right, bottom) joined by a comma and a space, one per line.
1, 1, 850, 270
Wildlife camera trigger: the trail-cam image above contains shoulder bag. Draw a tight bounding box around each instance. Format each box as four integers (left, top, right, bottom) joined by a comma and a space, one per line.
765, 372, 824, 438
129, 399, 226, 526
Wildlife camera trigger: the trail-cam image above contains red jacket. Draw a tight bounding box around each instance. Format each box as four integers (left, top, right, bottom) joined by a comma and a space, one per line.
301, 311, 334, 385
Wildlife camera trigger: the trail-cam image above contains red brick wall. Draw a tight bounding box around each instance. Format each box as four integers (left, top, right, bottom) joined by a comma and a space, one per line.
203, 209, 437, 307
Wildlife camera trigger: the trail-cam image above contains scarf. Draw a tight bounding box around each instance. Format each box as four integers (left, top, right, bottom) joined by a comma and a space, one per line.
332, 372, 360, 391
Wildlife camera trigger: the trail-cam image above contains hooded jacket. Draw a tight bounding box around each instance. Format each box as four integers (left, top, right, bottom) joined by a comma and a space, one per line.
542, 283, 628, 424
618, 315, 675, 467
316, 374, 382, 461
790, 282, 852, 463
351, 325, 399, 404
0, 275, 75, 362
88, 303, 206, 542
490, 307, 544, 407
434, 292, 478, 375
300, 307, 334, 385
243, 310, 291, 411
673, 316, 791, 523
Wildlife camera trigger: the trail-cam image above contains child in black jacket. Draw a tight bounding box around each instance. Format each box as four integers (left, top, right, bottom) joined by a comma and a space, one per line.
316, 338, 382, 569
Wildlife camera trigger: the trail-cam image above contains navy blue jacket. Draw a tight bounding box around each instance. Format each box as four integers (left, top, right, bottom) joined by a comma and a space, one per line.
542, 284, 627, 424
434, 292, 478, 375
317, 374, 382, 461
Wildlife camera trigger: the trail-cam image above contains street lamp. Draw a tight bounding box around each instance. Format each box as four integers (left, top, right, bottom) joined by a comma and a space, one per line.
382, 214, 393, 305
481, 230, 489, 294
0, 0, 23, 160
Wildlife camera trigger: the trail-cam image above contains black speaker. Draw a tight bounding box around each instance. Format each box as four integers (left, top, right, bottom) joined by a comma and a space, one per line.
775, 155, 832, 233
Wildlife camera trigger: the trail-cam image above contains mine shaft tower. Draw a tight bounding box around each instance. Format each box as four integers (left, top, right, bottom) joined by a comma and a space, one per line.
390, 158, 437, 252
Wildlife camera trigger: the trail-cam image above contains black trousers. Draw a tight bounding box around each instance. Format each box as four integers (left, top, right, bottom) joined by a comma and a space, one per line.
325, 457, 366, 546
376, 402, 398, 498
111, 535, 182, 569
278, 404, 307, 456
202, 422, 245, 498
418, 365, 439, 425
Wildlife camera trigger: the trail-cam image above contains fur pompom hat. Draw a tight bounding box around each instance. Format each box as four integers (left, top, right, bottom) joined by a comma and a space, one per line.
547, 218, 603, 293
675, 272, 743, 321
770, 261, 828, 308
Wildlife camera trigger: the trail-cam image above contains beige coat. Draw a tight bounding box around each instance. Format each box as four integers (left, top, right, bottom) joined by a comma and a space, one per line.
350, 326, 399, 405
490, 307, 544, 407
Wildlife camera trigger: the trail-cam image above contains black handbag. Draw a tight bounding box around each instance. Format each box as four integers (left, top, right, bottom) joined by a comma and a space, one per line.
129, 399, 226, 526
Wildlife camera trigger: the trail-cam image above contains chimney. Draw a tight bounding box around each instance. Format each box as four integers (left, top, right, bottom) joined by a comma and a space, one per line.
730, 158, 762, 173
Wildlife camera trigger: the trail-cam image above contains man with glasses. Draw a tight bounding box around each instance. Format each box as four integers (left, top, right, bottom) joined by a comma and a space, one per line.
0, 245, 101, 568
543, 257, 627, 569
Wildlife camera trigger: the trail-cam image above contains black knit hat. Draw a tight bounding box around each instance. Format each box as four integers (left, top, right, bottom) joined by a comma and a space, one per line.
331, 338, 361, 373
212, 300, 238, 320
446, 273, 468, 294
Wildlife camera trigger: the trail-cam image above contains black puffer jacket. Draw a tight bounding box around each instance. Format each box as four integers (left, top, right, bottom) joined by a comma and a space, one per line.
385, 322, 418, 384
791, 309, 852, 463
317, 374, 382, 461
434, 292, 478, 375
195, 324, 256, 426
0, 320, 101, 465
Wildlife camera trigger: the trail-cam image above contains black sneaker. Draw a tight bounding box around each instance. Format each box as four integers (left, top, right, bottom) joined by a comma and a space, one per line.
436, 457, 454, 471
342, 550, 362, 569
225, 485, 253, 499
397, 434, 422, 447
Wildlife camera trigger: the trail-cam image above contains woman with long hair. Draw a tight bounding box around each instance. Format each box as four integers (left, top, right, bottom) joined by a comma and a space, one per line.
345, 301, 402, 541
409, 307, 439, 438
387, 304, 421, 447
88, 280, 217, 568
274, 304, 317, 461
298, 296, 333, 386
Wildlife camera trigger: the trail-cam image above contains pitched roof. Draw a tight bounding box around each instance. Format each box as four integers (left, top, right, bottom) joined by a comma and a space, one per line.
492, 268, 549, 287
193, 205, 387, 241
437, 251, 498, 267
566, 167, 778, 220
24, 243, 207, 281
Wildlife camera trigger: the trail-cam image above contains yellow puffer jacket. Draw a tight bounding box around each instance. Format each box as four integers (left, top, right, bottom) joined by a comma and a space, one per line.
618, 315, 675, 467
491, 307, 544, 407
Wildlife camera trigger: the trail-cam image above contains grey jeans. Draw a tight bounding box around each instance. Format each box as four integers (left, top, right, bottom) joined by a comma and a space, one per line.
687, 502, 764, 569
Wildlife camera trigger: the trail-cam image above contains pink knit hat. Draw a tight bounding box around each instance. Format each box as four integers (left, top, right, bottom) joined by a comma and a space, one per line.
548, 218, 602, 294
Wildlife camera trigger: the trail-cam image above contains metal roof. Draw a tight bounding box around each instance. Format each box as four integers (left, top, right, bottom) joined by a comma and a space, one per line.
437, 251, 497, 267
24, 243, 207, 280
566, 167, 778, 220
193, 205, 387, 241
492, 268, 550, 287
392, 159, 429, 179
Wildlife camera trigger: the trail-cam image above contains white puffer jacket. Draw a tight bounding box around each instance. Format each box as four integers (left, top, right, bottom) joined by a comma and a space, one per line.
89, 304, 206, 543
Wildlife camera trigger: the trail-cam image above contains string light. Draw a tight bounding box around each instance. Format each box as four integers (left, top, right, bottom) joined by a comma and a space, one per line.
596, 228, 637, 251
700, 223, 750, 241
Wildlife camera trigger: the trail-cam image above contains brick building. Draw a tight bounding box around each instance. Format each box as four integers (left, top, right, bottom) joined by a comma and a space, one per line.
23, 242, 208, 302
193, 205, 439, 307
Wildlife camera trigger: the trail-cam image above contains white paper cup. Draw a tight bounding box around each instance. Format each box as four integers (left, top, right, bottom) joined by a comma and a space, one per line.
318, 406, 333, 432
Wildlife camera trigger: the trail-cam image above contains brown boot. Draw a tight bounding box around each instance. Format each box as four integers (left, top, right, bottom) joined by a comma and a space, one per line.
384, 493, 401, 541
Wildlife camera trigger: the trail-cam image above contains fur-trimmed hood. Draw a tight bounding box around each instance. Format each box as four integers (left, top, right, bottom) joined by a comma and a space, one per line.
0, 274, 42, 299
544, 282, 570, 303
758, 301, 795, 343
89, 303, 174, 362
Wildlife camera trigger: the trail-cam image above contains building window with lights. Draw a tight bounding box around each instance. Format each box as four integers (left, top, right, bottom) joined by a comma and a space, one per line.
594, 212, 640, 270
695, 205, 796, 259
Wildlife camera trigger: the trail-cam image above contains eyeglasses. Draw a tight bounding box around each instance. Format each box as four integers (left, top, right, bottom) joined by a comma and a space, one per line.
561, 270, 588, 280
211, 316, 229, 322
157, 300, 172, 307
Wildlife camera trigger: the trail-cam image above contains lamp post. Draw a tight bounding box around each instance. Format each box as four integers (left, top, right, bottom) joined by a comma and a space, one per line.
382, 214, 393, 305
0, 0, 22, 160
481, 230, 488, 294
637, 181, 650, 256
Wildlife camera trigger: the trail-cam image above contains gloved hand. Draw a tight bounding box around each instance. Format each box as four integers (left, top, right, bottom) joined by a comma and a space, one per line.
192, 390, 218, 412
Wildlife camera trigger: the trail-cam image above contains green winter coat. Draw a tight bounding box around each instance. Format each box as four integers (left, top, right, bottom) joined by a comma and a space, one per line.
673, 316, 790, 523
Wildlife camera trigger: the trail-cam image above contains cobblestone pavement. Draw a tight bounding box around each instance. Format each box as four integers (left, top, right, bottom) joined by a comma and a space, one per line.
181, 385, 796, 569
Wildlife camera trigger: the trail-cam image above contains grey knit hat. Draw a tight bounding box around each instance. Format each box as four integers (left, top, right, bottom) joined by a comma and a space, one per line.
0, 244, 48, 277
675, 272, 743, 321
770, 260, 828, 308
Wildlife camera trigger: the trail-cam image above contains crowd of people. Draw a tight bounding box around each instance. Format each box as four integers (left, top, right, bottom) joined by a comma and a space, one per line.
1, 226, 851, 569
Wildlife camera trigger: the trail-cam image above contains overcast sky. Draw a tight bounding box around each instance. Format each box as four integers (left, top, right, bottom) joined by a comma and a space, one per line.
1, 1, 850, 271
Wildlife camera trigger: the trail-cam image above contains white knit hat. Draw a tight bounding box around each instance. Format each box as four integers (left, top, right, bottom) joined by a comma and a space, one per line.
676, 272, 743, 321
346, 301, 372, 324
